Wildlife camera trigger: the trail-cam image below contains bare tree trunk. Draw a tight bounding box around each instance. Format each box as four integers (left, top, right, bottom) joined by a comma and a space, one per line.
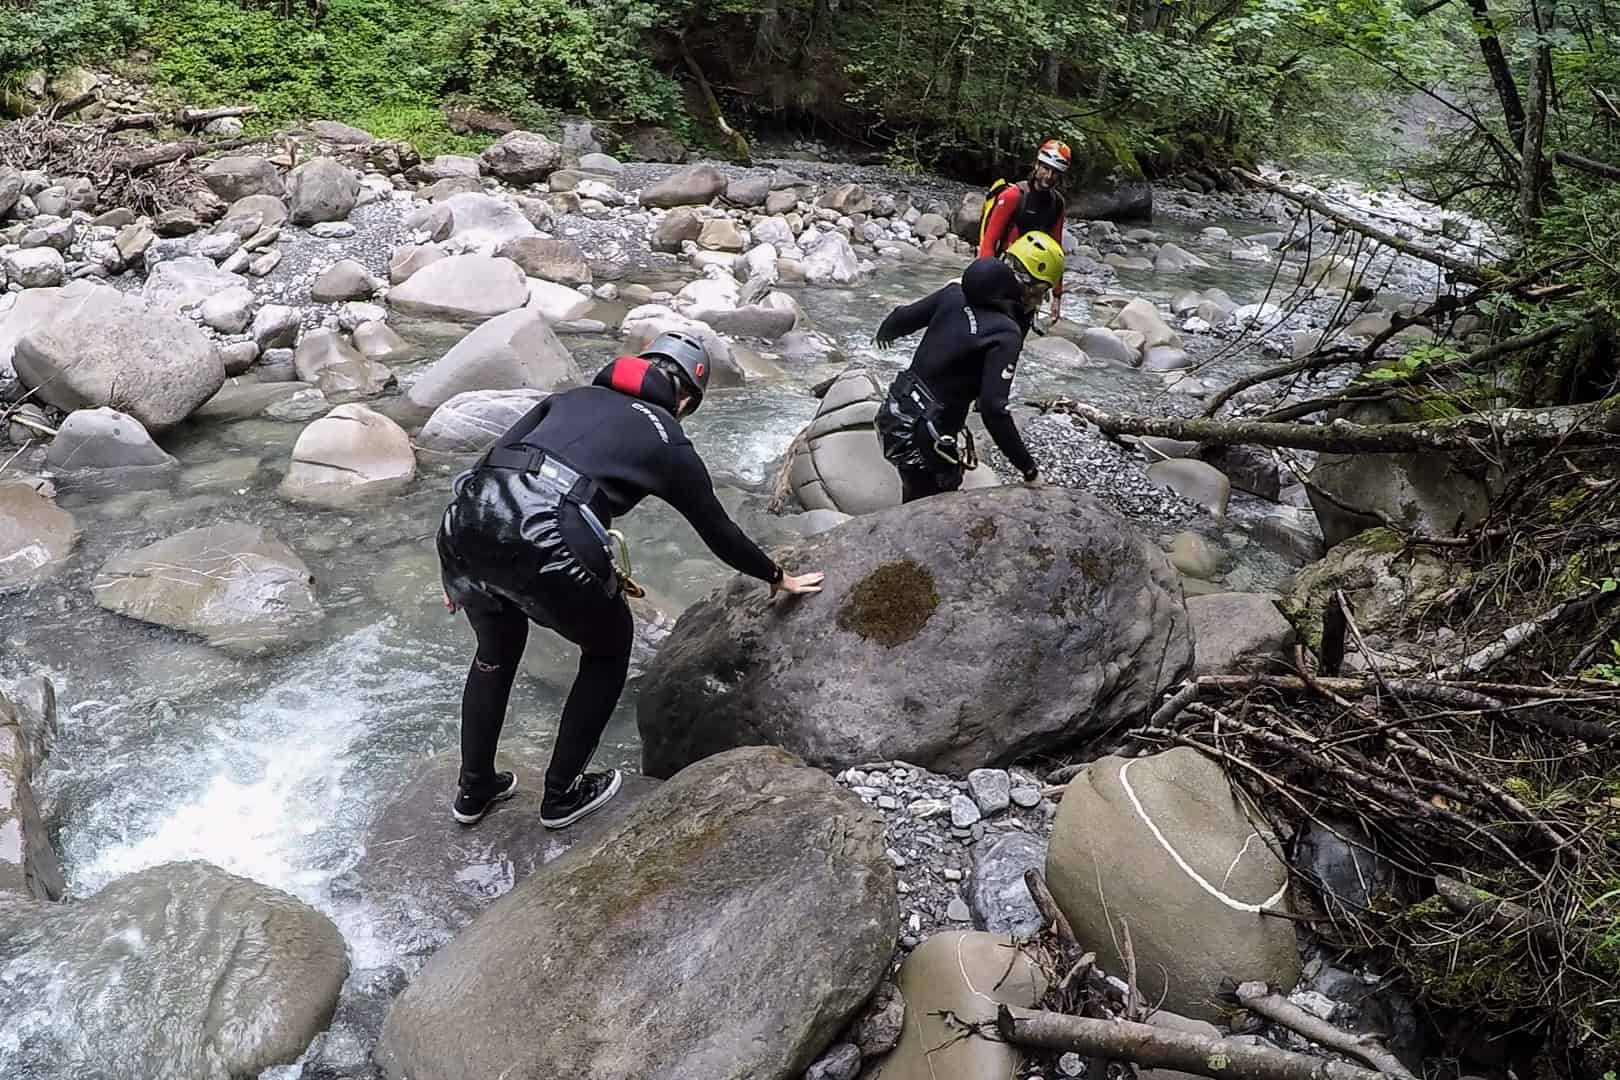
1520, 0, 1554, 233
1465, 0, 1526, 145
753, 0, 779, 62
1038, 399, 1620, 453
997, 1006, 1396, 1080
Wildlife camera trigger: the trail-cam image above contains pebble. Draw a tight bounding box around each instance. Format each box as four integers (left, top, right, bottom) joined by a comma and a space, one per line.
967, 768, 1011, 814
886, 848, 907, 869
946, 898, 971, 922
311, 221, 358, 238
1059, 1052, 1084, 1077
908, 798, 950, 819
942, 868, 962, 882
851, 785, 881, 799
949, 794, 981, 828
877, 795, 899, 811
1290, 988, 1339, 1021
1010, 785, 1042, 809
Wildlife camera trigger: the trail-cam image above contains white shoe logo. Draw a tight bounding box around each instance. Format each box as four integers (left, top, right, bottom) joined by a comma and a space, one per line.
1000, 365, 1015, 380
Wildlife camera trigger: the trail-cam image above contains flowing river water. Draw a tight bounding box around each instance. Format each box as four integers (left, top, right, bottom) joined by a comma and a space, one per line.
0, 186, 1442, 1034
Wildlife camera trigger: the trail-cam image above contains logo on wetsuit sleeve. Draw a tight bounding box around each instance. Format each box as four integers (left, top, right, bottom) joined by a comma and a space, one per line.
631, 402, 670, 443
963, 306, 978, 334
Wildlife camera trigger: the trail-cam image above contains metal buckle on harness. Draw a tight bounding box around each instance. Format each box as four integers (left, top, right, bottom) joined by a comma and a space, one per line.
606, 528, 646, 599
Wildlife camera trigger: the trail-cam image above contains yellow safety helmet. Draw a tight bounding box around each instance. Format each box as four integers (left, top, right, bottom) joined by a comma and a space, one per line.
1003, 230, 1064, 291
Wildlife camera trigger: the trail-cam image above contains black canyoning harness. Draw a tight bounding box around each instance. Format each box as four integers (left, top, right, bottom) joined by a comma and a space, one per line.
878, 370, 978, 471
479, 444, 646, 599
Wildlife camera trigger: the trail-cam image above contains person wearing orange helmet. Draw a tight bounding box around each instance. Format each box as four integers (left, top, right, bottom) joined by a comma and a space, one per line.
978, 139, 1070, 322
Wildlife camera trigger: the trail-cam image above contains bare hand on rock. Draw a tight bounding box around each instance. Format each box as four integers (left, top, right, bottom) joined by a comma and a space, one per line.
773, 571, 825, 596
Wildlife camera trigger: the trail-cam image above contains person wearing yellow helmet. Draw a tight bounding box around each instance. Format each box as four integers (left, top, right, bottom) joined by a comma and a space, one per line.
978, 138, 1071, 322
1001, 231, 1064, 322
871, 256, 1048, 501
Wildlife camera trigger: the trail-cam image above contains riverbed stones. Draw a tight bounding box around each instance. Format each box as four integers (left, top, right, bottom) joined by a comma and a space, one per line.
620, 306, 746, 388
442, 191, 538, 253
310, 258, 378, 303
698, 217, 745, 252
2, 247, 64, 288
1187, 592, 1295, 676
376, 746, 895, 1080
1046, 747, 1298, 1022
387, 254, 529, 322
639, 164, 728, 209
341, 743, 659, 956
287, 156, 360, 225
724, 174, 769, 207
803, 233, 863, 284
44, 407, 176, 474
875, 931, 1046, 1080
1148, 458, 1231, 517
0, 482, 77, 592
407, 308, 581, 412
279, 403, 415, 507
388, 242, 446, 284
1110, 297, 1180, 349
526, 278, 594, 323
497, 235, 591, 285
0, 861, 346, 1079
0, 685, 62, 899
966, 831, 1045, 938
416, 388, 546, 457
409, 154, 481, 184
652, 206, 704, 252
142, 256, 246, 314
353, 320, 415, 363
92, 522, 323, 654
199, 285, 256, 334
15, 286, 224, 431
638, 485, 1193, 776
293, 328, 392, 400
480, 130, 562, 184
201, 155, 284, 201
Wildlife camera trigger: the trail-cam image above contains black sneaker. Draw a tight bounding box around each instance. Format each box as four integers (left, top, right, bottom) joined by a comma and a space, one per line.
540, 769, 623, 829
451, 771, 518, 825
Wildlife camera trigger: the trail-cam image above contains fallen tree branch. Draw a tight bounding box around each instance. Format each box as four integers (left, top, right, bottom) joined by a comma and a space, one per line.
3, 414, 58, 438
1554, 149, 1620, 183
997, 1004, 1393, 1080
104, 112, 160, 132
1040, 400, 1620, 453
110, 135, 257, 174
1432, 591, 1594, 679
178, 104, 258, 126
1024, 869, 1078, 950
1234, 168, 1492, 285
678, 37, 751, 163
1234, 982, 1416, 1077
1433, 874, 1583, 956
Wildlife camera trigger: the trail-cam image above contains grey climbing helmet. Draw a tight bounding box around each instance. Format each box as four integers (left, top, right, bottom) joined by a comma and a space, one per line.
642, 330, 712, 409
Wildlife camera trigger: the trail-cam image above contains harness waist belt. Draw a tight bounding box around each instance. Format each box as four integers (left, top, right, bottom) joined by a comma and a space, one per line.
482, 444, 616, 562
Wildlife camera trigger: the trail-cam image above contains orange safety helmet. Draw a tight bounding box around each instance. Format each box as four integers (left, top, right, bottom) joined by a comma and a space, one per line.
1036, 139, 1071, 173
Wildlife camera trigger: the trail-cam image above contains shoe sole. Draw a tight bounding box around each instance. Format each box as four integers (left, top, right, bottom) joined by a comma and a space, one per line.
540, 769, 623, 830
451, 774, 519, 825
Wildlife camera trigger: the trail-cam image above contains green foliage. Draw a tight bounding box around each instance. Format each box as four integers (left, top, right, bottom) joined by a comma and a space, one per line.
1580, 636, 1620, 684
0, 0, 144, 90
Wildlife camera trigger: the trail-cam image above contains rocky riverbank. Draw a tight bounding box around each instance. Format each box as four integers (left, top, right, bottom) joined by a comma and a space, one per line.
0, 114, 1495, 1080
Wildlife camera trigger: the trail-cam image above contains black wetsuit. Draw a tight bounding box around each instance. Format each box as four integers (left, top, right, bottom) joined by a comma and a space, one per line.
437, 357, 781, 798
874, 257, 1038, 502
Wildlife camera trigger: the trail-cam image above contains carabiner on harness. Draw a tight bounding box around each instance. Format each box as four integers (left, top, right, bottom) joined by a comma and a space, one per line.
607, 528, 647, 599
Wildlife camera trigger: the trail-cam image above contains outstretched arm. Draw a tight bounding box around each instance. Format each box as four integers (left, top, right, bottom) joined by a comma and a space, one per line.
663, 446, 782, 583
875, 287, 943, 348
978, 336, 1038, 478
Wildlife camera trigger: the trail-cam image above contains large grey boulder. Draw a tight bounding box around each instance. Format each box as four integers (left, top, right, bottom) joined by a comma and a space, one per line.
639, 165, 727, 209
819, 183, 874, 216
2, 247, 65, 288
43, 407, 177, 471
620, 306, 745, 388
0, 280, 102, 376
310, 258, 378, 303
406, 308, 581, 413
387, 254, 529, 322
525, 278, 594, 323
388, 242, 447, 284
784, 369, 994, 516
0, 861, 346, 1078
92, 522, 323, 655
1278, 527, 1465, 654
638, 485, 1193, 776
408, 154, 481, 184
278, 403, 416, 507
376, 746, 895, 1080
0, 481, 78, 592
1110, 297, 1181, 349
416, 388, 545, 457
201, 155, 284, 201
803, 233, 863, 284
339, 744, 659, 956
874, 932, 1045, 1080
15, 287, 224, 431
288, 156, 360, 225
967, 831, 1046, 939
652, 206, 703, 252
479, 130, 562, 184
1187, 592, 1295, 676
1045, 747, 1299, 1022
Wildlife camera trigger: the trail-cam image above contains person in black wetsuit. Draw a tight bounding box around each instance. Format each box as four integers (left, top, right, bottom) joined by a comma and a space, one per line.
436, 331, 824, 828
873, 249, 1058, 502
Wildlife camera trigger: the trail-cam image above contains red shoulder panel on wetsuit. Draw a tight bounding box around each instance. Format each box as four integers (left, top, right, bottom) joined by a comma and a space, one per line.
609, 356, 652, 395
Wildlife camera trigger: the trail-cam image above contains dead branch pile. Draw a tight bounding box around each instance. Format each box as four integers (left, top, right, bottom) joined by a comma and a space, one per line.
0, 111, 266, 215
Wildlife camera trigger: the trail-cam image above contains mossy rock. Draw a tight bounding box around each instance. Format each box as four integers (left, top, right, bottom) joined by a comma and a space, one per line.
1278, 528, 1468, 653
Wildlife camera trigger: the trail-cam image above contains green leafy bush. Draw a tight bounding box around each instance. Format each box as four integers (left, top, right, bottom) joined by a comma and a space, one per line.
0, 0, 144, 90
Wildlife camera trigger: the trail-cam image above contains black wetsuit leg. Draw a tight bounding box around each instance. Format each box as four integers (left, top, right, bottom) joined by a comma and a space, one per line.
459, 596, 529, 795
543, 588, 633, 795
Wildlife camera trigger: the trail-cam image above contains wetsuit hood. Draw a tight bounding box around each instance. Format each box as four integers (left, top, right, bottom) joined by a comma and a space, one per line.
961, 256, 1025, 319
592, 356, 681, 414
